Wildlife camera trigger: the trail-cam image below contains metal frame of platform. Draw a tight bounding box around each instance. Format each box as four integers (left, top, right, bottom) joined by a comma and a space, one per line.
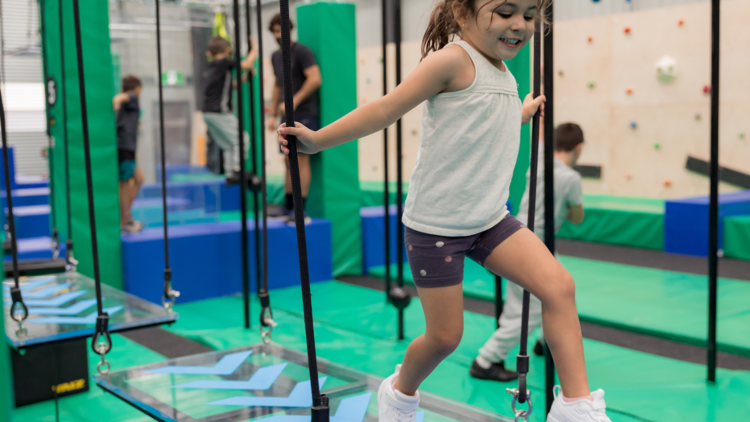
3, 272, 178, 349
96, 343, 513, 422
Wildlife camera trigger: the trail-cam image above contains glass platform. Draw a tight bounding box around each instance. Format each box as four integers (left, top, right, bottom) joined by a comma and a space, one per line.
96, 343, 513, 422
3, 272, 178, 348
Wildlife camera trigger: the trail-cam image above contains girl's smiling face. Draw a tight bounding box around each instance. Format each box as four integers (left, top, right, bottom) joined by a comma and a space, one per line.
456, 0, 538, 66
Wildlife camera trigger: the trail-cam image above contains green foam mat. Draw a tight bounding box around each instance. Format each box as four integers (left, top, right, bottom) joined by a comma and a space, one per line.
369, 255, 750, 357
11, 334, 165, 422
165, 282, 749, 422
557, 195, 665, 250
724, 215, 750, 261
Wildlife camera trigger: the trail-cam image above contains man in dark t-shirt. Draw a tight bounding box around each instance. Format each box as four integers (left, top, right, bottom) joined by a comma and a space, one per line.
268, 14, 322, 224
113, 75, 144, 233
202, 36, 257, 186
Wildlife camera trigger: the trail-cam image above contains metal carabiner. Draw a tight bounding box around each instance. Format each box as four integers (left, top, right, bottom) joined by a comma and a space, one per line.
96, 342, 111, 375
162, 289, 180, 313
260, 306, 277, 345
506, 388, 533, 422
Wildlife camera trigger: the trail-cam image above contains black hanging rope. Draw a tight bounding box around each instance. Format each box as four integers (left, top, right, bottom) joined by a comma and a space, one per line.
508, 19, 542, 420
71, 0, 111, 368
542, 2, 556, 413
707, 0, 720, 383
1, 83, 27, 327
59, 0, 75, 270
381, 0, 391, 304
38, 0, 59, 258
155, 0, 178, 311
244, 0, 261, 334
253, 0, 274, 342
231, 0, 251, 331
278, 0, 328, 418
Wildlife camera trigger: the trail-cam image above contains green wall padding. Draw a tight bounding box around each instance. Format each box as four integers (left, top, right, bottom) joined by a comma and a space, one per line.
42, 0, 123, 288
298, 3, 362, 276
724, 215, 750, 261
505, 44, 531, 215
557, 195, 665, 250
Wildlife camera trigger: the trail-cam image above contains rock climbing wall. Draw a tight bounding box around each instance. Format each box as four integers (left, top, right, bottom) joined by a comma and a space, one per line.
554, 0, 749, 198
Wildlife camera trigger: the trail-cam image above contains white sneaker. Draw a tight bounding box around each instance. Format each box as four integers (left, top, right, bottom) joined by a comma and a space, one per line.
547, 386, 612, 422
377, 364, 420, 421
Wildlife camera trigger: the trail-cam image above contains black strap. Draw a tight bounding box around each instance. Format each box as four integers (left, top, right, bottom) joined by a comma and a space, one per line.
277, 1, 329, 417
59, 0, 74, 267
381, 0, 391, 304
154, 0, 177, 310
71, 0, 110, 356
230, 0, 251, 331
254, 0, 272, 337
514, 18, 543, 407
38, 0, 59, 258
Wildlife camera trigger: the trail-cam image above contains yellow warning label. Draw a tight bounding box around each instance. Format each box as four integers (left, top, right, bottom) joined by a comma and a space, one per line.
51, 379, 86, 394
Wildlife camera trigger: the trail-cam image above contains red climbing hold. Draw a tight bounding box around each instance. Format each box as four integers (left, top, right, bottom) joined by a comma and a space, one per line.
624, 27, 632, 34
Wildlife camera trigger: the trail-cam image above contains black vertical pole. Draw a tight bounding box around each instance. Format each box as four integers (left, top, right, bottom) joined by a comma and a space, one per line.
245, 0, 261, 312
542, 4, 556, 414
394, 0, 405, 341
155, 0, 177, 310
278, 0, 328, 418
382, 0, 391, 303
39, 0, 59, 256
59, 0, 74, 266
494, 276, 503, 329
255, 0, 270, 334
232, 0, 251, 330
707, 0, 720, 383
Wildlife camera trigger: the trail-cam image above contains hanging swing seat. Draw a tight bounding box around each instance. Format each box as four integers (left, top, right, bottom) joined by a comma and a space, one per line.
96, 343, 513, 422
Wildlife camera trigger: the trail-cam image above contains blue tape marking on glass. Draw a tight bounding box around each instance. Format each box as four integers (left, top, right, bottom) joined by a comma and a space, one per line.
144, 351, 254, 375
4, 273, 178, 348
3, 290, 86, 306
27, 298, 98, 315
95, 343, 513, 422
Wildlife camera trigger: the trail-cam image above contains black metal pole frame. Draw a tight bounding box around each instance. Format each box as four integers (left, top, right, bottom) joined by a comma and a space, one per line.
382, 0, 391, 304
39, 0, 59, 259
707, 0, 720, 383
231, 0, 251, 330
393, 0, 406, 342
542, 3, 556, 413
59, 0, 75, 269
245, 0, 261, 332
255, 0, 272, 340
155, 0, 178, 311
508, 19, 542, 415
278, 0, 328, 418
494, 275, 502, 328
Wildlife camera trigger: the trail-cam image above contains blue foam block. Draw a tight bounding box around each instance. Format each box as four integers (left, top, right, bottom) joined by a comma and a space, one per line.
138, 180, 241, 214
2, 236, 66, 261
0, 147, 16, 189
1, 187, 50, 227
664, 191, 750, 256
14, 174, 49, 189
360, 205, 409, 274
120, 219, 333, 304
8, 205, 50, 239
156, 164, 212, 182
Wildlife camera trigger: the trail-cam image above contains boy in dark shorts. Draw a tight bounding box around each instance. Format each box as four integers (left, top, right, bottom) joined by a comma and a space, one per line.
267, 13, 321, 223
113, 75, 144, 233
202, 36, 257, 186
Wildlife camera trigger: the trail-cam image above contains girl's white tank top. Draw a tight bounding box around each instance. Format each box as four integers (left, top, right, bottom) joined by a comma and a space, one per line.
402, 40, 523, 237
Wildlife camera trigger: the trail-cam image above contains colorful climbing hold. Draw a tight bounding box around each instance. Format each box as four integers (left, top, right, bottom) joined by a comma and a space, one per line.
703, 85, 711, 94
588, 36, 593, 43
695, 113, 701, 121
630, 122, 637, 129
624, 27, 632, 34
625, 173, 633, 180
740, 132, 746, 139
588, 82, 596, 89
678, 19, 685, 26
366, 77, 372, 84
654, 143, 661, 150
664, 180, 673, 187
626, 88, 634, 94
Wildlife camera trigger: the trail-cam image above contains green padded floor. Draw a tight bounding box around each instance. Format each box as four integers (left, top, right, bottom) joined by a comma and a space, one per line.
369, 255, 750, 357
724, 215, 750, 261
557, 195, 665, 250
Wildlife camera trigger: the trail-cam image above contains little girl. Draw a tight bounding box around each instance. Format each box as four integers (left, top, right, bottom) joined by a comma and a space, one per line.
279, 0, 611, 420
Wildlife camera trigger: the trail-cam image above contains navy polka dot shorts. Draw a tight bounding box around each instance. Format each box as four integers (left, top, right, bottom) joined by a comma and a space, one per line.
404, 215, 524, 288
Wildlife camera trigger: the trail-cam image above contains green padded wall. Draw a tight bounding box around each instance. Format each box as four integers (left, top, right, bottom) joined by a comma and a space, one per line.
297, 3, 362, 276
506, 43, 531, 215
42, 0, 123, 288
724, 215, 750, 261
